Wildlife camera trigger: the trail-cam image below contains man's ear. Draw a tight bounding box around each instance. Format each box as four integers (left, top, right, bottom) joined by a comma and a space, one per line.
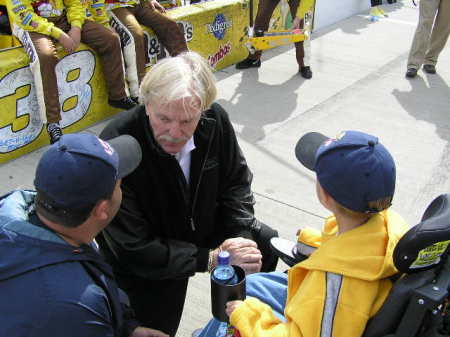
91, 200, 109, 221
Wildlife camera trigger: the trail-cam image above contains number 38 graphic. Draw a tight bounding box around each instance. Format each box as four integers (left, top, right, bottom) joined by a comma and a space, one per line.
0, 50, 95, 153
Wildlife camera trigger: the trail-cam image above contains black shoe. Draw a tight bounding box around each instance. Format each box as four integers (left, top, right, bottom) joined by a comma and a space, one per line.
108, 97, 137, 110
423, 64, 436, 74
47, 123, 63, 144
236, 57, 261, 69
299, 66, 313, 79
405, 68, 417, 78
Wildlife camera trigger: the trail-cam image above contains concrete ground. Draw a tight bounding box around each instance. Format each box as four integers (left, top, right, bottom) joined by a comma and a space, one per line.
1, 1, 449, 336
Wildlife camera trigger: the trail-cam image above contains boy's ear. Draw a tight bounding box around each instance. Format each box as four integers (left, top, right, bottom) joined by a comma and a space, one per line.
316, 182, 334, 209
91, 200, 109, 221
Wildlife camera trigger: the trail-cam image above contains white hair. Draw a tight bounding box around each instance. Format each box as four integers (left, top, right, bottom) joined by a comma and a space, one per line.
139, 52, 217, 112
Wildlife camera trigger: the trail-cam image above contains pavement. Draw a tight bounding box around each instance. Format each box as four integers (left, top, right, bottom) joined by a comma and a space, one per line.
1, 1, 449, 336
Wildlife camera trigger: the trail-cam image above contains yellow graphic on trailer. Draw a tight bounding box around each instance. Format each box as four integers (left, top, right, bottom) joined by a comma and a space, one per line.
410, 240, 450, 269
246, 29, 305, 53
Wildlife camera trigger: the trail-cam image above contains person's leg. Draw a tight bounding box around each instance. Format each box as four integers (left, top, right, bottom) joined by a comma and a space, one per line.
27, 32, 60, 125
116, 273, 189, 337
80, 20, 134, 107
407, 0, 440, 71
22, 30, 63, 143
110, 7, 142, 98
288, 0, 303, 65
134, 2, 188, 58
246, 272, 288, 321
287, 0, 312, 78
112, 7, 148, 87
424, 0, 450, 69
236, 0, 280, 68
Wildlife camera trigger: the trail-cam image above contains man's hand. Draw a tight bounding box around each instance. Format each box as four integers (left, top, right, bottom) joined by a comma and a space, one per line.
226, 300, 244, 317
292, 16, 303, 30
149, 0, 166, 13
67, 26, 82, 51
58, 31, 76, 53
219, 237, 262, 274
130, 327, 169, 337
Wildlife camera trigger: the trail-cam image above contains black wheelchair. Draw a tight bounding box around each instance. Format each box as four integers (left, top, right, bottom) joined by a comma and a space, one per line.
270, 194, 450, 337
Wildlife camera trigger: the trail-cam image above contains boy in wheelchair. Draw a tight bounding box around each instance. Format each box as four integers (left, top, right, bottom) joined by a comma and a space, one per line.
196, 130, 411, 337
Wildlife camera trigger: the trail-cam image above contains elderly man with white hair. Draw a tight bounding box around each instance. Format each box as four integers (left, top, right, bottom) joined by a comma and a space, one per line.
97, 51, 279, 337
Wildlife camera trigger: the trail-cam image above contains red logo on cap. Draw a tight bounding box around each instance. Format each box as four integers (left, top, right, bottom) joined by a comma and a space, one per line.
99, 139, 114, 156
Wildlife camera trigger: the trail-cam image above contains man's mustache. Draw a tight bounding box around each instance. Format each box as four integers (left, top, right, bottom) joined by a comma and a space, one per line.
158, 134, 188, 144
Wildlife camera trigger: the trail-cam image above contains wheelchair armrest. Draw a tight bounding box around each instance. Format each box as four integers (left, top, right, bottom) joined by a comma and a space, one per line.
269, 237, 315, 267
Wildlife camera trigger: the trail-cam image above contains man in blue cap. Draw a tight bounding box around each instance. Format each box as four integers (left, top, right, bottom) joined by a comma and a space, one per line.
0, 133, 168, 337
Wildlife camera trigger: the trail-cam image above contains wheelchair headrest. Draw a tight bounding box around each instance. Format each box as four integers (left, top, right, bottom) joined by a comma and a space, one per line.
394, 194, 450, 274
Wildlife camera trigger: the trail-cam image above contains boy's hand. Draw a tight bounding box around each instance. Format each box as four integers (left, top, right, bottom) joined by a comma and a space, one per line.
68, 26, 81, 51
226, 300, 244, 317
220, 237, 262, 274
58, 32, 76, 53
149, 0, 166, 12
130, 327, 169, 337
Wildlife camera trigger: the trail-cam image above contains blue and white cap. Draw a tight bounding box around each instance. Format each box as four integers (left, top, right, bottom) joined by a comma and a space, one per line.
295, 130, 396, 213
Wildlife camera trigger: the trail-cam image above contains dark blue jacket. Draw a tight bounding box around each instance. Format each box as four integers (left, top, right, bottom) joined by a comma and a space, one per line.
0, 190, 137, 337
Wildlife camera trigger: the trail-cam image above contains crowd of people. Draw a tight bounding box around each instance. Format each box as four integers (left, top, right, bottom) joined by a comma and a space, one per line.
0, 0, 447, 336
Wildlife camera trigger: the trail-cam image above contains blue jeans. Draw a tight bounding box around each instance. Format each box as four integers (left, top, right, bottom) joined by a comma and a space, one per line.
197, 272, 288, 337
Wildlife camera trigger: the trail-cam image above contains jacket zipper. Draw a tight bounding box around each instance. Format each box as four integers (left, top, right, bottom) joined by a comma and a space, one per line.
189, 120, 216, 232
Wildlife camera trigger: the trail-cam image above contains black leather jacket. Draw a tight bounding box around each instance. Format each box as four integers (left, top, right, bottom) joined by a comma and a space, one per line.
98, 103, 259, 280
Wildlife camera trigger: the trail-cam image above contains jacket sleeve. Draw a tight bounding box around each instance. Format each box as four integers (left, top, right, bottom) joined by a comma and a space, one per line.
230, 298, 292, 337
63, 0, 85, 28
297, 227, 322, 247
214, 103, 257, 239
295, 0, 314, 19
101, 184, 210, 280
6, 0, 64, 39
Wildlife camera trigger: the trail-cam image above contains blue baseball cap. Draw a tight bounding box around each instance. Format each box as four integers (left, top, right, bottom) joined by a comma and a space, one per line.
34, 133, 142, 211
295, 130, 396, 213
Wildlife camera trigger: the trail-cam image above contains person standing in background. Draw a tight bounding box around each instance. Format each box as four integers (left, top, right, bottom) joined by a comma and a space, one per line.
405, 0, 450, 78
235, 0, 314, 79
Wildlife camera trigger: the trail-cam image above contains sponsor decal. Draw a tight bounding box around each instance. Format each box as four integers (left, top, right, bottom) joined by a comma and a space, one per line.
207, 42, 231, 68
110, 15, 132, 47
206, 13, 232, 40
177, 21, 193, 42
31, 1, 62, 18
99, 138, 114, 156
17, 28, 37, 63
144, 32, 168, 65
12, 5, 27, 13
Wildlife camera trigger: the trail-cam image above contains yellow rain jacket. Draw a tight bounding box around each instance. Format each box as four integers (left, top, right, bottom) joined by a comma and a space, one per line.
230, 210, 409, 337
6, 0, 85, 39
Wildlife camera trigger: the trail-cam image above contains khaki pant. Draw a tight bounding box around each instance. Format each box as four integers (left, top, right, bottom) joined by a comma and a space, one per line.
407, 0, 450, 70
112, 3, 188, 85
24, 17, 128, 123
248, 0, 310, 67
